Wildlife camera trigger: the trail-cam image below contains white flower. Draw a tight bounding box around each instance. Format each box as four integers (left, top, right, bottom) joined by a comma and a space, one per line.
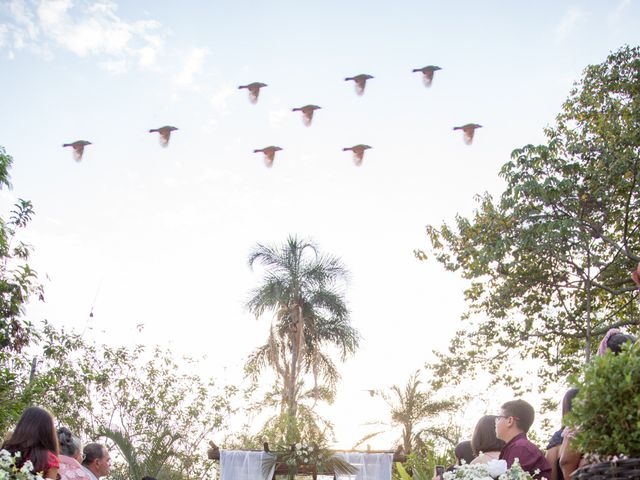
295, 443, 302, 450
486, 459, 508, 477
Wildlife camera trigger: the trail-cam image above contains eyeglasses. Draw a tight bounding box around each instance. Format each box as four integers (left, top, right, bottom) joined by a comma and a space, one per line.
495, 415, 519, 422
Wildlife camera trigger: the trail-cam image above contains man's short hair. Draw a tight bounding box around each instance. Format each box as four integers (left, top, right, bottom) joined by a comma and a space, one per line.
501, 399, 535, 433
82, 443, 106, 466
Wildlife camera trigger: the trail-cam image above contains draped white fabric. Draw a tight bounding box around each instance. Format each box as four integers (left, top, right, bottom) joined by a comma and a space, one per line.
220, 449, 276, 480
334, 453, 393, 480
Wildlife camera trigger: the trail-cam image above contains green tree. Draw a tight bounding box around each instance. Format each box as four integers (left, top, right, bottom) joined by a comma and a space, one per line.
0, 145, 48, 433
355, 371, 461, 454
418, 46, 640, 389
245, 235, 359, 443
51, 344, 236, 480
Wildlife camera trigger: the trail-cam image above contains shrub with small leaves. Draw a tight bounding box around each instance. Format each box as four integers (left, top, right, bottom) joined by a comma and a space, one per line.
567, 343, 640, 458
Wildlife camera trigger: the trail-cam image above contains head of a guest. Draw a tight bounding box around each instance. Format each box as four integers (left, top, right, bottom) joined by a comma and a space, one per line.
454, 440, 475, 465
1, 406, 59, 472
495, 399, 535, 443
597, 328, 637, 356
607, 333, 636, 354
57, 427, 82, 461
561, 388, 579, 421
471, 415, 506, 456
82, 443, 110, 478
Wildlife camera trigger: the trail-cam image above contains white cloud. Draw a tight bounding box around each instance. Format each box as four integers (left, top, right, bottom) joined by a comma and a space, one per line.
37, 0, 71, 29
554, 6, 590, 42
100, 58, 128, 75
1, 0, 165, 72
173, 47, 208, 88
607, 0, 632, 26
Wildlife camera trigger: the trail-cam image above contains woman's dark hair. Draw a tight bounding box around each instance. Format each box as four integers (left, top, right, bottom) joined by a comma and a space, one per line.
57, 427, 80, 457
454, 440, 475, 465
471, 415, 505, 456
1, 406, 59, 473
561, 388, 579, 419
82, 443, 106, 466
608, 333, 636, 354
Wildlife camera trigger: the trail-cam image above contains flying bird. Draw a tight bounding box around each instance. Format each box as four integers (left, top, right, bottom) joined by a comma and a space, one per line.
412, 65, 442, 87
292, 105, 321, 126
345, 74, 374, 96
453, 124, 482, 145
343, 144, 371, 166
62, 140, 92, 161
254, 146, 282, 168
149, 126, 178, 148
239, 82, 267, 104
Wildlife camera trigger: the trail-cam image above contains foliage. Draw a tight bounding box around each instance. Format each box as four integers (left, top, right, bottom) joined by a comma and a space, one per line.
0, 321, 90, 437
2, 325, 234, 480
567, 343, 640, 458
54, 344, 236, 480
248, 409, 335, 449
356, 371, 462, 454
418, 46, 640, 389
0, 450, 44, 480
394, 447, 454, 480
396, 461, 429, 480
246, 235, 359, 442
0, 197, 42, 354
0, 145, 48, 434
262, 442, 358, 480
0, 147, 12, 191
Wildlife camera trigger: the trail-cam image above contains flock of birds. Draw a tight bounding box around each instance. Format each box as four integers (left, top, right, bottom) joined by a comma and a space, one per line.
62, 65, 482, 167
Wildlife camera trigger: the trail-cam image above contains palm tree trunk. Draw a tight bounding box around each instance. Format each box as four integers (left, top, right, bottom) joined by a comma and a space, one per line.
286, 304, 304, 441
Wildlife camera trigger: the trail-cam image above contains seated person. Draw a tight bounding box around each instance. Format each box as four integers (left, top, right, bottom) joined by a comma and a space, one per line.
470, 415, 505, 464
597, 328, 636, 356
545, 388, 579, 480
496, 399, 551, 480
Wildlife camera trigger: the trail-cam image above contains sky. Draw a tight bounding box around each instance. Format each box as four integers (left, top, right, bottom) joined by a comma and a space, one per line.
1, 0, 640, 451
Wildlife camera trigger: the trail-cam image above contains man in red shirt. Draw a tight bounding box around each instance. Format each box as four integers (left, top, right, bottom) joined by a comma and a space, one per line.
496, 399, 552, 480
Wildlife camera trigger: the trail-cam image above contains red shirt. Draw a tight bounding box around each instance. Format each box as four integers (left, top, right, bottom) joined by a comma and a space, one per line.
499, 433, 551, 480
46, 451, 60, 470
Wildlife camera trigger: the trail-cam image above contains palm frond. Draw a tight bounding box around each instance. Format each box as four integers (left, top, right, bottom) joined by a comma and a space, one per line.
260, 452, 279, 480
351, 430, 387, 449
323, 455, 359, 476
99, 427, 142, 480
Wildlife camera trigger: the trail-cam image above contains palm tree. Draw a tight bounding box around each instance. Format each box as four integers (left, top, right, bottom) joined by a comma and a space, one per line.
355, 371, 461, 454
246, 235, 359, 439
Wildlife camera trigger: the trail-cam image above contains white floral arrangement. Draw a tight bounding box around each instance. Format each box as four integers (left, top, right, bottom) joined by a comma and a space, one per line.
443, 459, 537, 480
262, 442, 358, 477
286, 443, 315, 466
0, 450, 45, 480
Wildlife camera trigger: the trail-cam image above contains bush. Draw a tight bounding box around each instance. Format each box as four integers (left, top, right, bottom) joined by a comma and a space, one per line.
567, 343, 640, 457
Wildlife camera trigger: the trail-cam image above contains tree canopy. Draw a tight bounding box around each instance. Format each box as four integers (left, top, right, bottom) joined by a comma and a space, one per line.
419, 45, 640, 390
